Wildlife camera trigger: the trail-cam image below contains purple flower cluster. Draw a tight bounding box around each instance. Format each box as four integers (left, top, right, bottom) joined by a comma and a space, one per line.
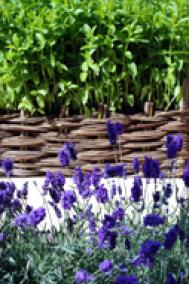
0, 232, 7, 242
114, 274, 138, 284
98, 213, 119, 250
95, 184, 109, 204
14, 207, 46, 227
41, 171, 65, 217
183, 162, 189, 187
1, 158, 14, 177
99, 259, 113, 273
153, 190, 160, 204
132, 158, 140, 174
58, 142, 77, 167
142, 157, 160, 179
166, 272, 177, 284
73, 167, 102, 199
61, 190, 76, 210
0, 181, 17, 214
134, 239, 161, 267
164, 225, 181, 250
64, 142, 77, 160
104, 163, 126, 178
98, 226, 117, 250
106, 120, 123, 145
166, 134, 183, 159
17, 182, 28, 199
130, 176, 142, 202
75, 269, 95, 283
144, 213, 165, 227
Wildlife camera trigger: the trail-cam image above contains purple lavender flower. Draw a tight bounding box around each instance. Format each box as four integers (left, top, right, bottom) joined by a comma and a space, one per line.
186, 235, 189, 247
166, 134, 183, 159
120, 226, 132, 237
175, 134, 183, 151
29, 207, 46, 226
178, 272, 185, 282
17, 182, 28, 199
104, 163, 126, 178
183, 162, 189, 187
49, 187, 60, 203
96, 185, 109, 204
110, 182, 117, 199
144, 214, 165, 227
14, 213, 29, 227
0, 232, 7, 242
75, 269, 95, 283
130, 176, 142, 202
164, 225, 180, 250
11, 199, 22, 211
25, 204, 33, 213
89, 218, 96, 233
153, 191, 160, 203
42, 171, 53, 194
166, 272, 177, 284
64, 142, 77, 160
98, 227, 117, 250
113, 207, 125, 221
115, 122, 124, 135
15, 207, 46, 227
2, 158, 13, 177
114, 274, 138, 284
118, 263, 128, 273
99, 259, 113, 273
42, 171, 65, 197
54, 172, 65, 187
61, 190, 76, 209
73, 166, 84, 187
90, 167, 101, 187
106, 120, 123, 146
107, 120, 117, 145
163, 183, 172, 198
125, 238, 131, 250
132, 158, 140, 174
58, 149, 70, 167
166, 135, 178, 159
0, 182, 15, 212
0, 181, 6, 191
142, 157, 160, 179
134, 239, 161, 267
107, 230, 117, 249
102, 214, 116, 229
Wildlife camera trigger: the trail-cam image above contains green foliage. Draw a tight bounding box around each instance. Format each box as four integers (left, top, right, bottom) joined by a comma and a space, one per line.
0, 0, 189, 114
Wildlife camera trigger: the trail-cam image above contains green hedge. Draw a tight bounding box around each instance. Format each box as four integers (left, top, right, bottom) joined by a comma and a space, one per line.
0, 0, 189, 115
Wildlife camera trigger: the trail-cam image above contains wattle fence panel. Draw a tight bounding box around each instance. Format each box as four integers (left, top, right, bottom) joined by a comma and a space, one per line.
0, 110, 188, 177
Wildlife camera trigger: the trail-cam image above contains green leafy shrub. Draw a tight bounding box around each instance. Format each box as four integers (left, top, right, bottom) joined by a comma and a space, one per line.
0, 0, 189, 115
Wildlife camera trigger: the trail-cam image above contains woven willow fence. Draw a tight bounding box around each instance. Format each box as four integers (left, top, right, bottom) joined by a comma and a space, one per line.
0, 110, 189, 177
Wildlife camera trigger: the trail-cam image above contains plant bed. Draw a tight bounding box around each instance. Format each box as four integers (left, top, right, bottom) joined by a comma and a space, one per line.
0, 130, 189, 283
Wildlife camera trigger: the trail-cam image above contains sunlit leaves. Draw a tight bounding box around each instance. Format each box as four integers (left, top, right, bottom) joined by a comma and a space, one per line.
0, 0, 189, 114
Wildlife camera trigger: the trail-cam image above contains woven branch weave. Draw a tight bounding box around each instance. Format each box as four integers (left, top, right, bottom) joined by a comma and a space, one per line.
0, 110, 188, 177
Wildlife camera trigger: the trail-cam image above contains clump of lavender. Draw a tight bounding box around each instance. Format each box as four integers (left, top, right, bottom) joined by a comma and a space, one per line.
166, 134, 183, 159
1, 158, 14, 177
58, 142, 77, 167
0, 132, 188, 284
142, 156, 160, 179
106, 120, 123, 146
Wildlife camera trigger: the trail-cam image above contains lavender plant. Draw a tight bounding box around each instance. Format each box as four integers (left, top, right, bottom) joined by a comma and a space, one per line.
0, 124, 188, 283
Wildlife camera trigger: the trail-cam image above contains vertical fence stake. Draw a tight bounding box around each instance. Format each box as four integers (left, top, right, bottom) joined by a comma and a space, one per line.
180, 79, 189, 169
